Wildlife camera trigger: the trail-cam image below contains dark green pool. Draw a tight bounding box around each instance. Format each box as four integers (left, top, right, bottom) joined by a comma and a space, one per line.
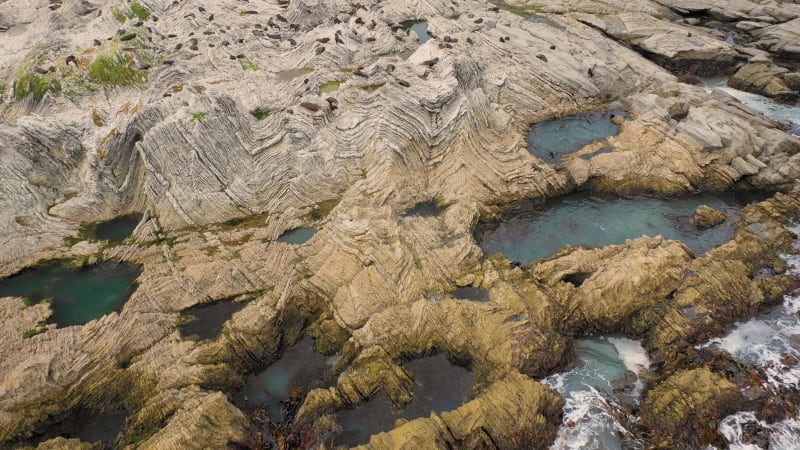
94, 214, 141, 243
179, 300, 248, 340
0, 261, 141, 327
477, 192, 769, 264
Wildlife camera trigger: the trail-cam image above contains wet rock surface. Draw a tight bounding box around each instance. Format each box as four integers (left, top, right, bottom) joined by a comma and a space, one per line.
0, 0, 799, 449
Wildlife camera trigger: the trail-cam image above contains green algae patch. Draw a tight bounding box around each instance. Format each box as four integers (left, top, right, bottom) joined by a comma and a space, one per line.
129, 0, 150, 21
112, 6, 126, 23
88, 53, 146, 87
13, 72, 61, 102
250, 109, 271, 120
492, 1, 544, 18
320, 81, 343, 93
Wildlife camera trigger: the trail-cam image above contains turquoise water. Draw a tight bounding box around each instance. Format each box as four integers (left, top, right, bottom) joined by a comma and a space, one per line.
0, 261, 141, 327
333, 354, 474, 447
277, 227, 316, 245
545, 337, 649, 449
94, 214, 141, 243
179, 300, 248, 340
527, 111, 623, 162
237, 337, 335, 419
401, 21, 431, 44
477, 192, 767, 264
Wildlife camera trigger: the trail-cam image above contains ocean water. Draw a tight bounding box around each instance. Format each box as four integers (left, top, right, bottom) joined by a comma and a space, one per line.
703, 241, 800, 449
544, 337, 650, 450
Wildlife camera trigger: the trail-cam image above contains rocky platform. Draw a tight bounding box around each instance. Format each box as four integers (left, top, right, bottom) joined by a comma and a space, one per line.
0, 0, 799, 448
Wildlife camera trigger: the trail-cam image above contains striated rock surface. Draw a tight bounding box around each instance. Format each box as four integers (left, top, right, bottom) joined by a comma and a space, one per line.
353, 372, 563, 450
589, 13, 742, 76
641, 368, 742, 448
729, 62, 800, 103
0, 0, 799, 449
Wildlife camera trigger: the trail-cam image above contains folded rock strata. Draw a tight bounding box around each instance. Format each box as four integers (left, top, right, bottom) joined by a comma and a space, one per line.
0, 0, 799, 448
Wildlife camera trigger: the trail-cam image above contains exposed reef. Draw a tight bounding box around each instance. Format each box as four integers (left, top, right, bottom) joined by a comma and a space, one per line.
1, 0, 799, 448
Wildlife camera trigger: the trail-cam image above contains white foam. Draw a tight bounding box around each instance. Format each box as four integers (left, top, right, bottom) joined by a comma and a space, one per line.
544, 338, 647, 449
719, 411, 800, 450
709, 241, 800, 449
608, 337, 649, 376
550, 387, 626, 450
704, 290, 800, 390
719, 411, 764, 450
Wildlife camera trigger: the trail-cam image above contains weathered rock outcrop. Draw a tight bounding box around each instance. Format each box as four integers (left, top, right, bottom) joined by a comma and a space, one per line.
640, 368, 742, 448
588, 13, 742, 76
0, 0, 799, 448
353, 372, 563, 450
729, 62, 800, 103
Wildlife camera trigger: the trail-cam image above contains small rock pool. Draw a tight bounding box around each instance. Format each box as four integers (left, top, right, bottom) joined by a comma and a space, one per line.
0, 261, 141, 327
401, 20, 432, 45
527, 110, 624, 163
93, 214, 142, 244
237, 336, 336, 419
476, 191, 770, 264
179, 299, 248, 340
277, 226, 317, 245
333, 354, 474, 447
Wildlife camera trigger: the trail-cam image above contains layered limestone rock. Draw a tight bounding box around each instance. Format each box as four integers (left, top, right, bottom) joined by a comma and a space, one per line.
729, 62, 800, 103
749, 18, 800, 61
584, 13, 742, 76
0, 0, 799, 448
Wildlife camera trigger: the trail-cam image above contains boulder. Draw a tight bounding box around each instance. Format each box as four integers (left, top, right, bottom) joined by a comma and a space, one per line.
691, 204, 727, 228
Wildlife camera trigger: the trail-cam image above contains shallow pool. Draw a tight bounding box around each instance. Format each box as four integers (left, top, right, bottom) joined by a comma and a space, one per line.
94, 214, 142, 244
333, 354, 473, 447
277, 227, 316, 245
179, 300, 248, 340
527, 111, 624, 163
0, 261, 141, 327
476, 191, 768, 264
237, 337, 336, 419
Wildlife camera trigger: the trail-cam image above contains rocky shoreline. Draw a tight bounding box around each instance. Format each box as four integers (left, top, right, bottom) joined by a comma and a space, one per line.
1, 0, 799, 448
